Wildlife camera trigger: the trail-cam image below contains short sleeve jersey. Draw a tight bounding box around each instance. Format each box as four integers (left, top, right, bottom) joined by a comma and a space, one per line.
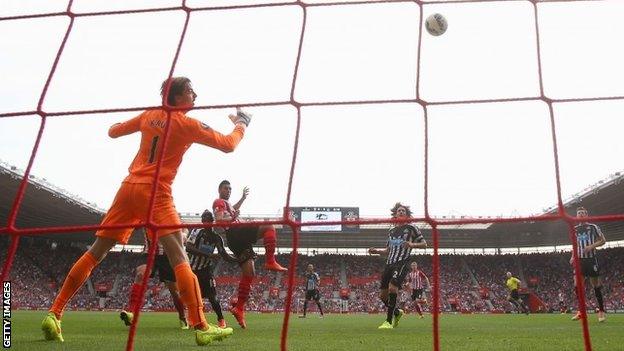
212, 198, 238, 222
506, 277, 520, 291
386, 224, 423, 265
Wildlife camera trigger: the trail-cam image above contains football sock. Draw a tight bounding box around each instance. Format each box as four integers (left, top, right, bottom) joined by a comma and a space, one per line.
173, 263, 206, 330
414, 302, 422, 315
386, 293, 397, 323
236, 275, 253, 310
303, 300, 308, 316
50, 252, 98, 320
316, 301, 324, 315
594, 287, 605, 312
262, 227, 277, 264
171, 291, 186, 320
207, 293, 224, 321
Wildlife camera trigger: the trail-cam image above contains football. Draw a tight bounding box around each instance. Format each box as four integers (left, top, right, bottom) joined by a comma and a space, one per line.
425, 13, 448, 36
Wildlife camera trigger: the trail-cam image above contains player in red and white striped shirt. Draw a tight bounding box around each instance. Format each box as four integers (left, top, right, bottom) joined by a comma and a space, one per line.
406, 262, 429, 318
213, 180, 287, 329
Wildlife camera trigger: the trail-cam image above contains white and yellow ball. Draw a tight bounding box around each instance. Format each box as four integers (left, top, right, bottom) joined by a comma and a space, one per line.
425, 13, 448, 36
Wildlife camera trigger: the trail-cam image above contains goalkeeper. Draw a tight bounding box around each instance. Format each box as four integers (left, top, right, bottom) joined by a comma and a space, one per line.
41, 77, 250, 346
187, 210, 238, 329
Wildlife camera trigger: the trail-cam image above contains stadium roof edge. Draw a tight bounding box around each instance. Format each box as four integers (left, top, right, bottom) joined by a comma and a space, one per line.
0, 159, 105, 215
540, 170, 624, 215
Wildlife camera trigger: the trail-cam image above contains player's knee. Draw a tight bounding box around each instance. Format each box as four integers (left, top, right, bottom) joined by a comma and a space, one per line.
88, 237, 117, 262
159, 232, 189, 266
259, 224, 275, 232
167, 251, 188, 267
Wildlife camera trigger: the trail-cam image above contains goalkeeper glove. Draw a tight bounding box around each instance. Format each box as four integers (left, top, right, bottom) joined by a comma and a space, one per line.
234, 109, 252, 127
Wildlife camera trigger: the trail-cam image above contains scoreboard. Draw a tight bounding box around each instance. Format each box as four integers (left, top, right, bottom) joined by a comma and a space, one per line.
288, 207, 360, 233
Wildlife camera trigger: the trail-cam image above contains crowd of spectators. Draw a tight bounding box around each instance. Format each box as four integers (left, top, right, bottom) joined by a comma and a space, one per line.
3, 238, 623, 315
521, 250, 624, 312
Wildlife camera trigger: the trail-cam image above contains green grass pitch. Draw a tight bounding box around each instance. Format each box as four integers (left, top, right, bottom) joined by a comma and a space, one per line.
9, 310, 624, 350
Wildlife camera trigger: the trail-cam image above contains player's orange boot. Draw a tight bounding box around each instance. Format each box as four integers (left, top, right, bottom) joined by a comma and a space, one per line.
264, 261, 287, 272
218, 319, 227, 328
230, 306, 247, 329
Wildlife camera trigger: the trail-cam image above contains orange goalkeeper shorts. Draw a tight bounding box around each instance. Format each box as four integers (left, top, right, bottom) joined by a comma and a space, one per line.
95, 182, 181, 244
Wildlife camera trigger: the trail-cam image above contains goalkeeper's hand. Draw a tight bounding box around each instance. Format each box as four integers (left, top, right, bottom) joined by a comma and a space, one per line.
229, 107, 252, 127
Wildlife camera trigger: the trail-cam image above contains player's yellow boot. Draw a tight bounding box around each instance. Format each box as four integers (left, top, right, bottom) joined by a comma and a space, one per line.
392, 309, 404, 328
213, 325, 234, 342
180, 318, 190, 330
378, 321, 393, 329
571, 311, 582, 321
41, 312, 64, 342
120, 310, 134, 326
195, 324, 234, 346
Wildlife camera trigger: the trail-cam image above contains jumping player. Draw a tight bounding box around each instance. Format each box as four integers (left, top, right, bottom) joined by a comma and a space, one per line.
187, 210, 238, 329
407, 262, 429, 319
369, 203, 427, 329
299, 264, 324, 318
505, 272, 529, 314
41, 77, 248, 345
213, 181, 287, 328
120, 229, 188, 329
570, 206, 607, 322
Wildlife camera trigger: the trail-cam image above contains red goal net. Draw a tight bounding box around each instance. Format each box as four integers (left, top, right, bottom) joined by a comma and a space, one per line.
1, 1, 622, 350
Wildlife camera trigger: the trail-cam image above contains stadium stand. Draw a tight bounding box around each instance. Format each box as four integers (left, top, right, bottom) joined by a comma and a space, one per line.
4, 236, 623, 315
1, 161, 623, 315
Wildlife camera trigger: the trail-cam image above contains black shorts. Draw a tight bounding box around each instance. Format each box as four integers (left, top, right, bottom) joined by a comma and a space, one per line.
411, 288, 424, 301
305, 289, 320, 301
380, 260, 410, 290
195, 267, 216, 297
579, 258, 600, 278
226, 226, 259, 264
146, 254, 175, 283
510, 289, 519, 300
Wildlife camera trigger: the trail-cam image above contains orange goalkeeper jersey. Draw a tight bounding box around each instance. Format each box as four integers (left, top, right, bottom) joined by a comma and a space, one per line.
109, 109, 245, 193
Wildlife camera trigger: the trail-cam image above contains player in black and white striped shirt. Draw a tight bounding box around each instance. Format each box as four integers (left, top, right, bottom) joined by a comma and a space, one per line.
186, 210, 237, 329
299, 264, 324, 318
570, 206, 607, 322
369, 203, 426, 330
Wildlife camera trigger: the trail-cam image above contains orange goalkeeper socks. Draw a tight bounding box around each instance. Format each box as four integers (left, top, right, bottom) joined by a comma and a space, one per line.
173, 262, 207, 330
50, 251, 98, 320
